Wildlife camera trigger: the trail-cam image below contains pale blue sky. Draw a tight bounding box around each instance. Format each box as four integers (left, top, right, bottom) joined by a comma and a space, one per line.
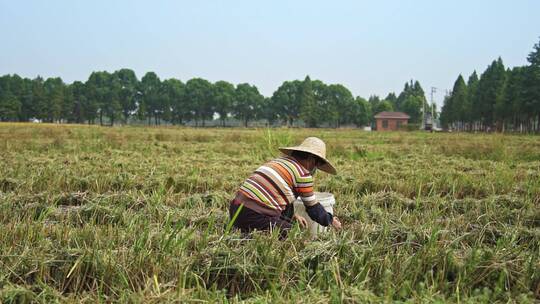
1, 0, 539, 107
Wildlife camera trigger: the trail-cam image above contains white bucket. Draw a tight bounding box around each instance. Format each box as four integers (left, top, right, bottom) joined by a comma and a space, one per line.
293, 192, 335, 236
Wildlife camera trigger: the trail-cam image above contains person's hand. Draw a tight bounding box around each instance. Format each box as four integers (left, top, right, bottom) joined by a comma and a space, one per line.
293, 215, 308, 228
331, 216, 342, 229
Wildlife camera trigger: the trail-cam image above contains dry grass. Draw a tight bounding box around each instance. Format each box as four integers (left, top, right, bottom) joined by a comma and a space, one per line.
0, 123, 539, 303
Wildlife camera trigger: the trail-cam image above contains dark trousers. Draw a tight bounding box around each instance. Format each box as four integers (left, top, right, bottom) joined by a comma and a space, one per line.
229, 201, 293, 238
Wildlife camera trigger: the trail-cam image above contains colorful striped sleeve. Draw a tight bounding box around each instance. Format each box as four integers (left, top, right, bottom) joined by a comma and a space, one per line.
280, 157, 317, 207
295, 175, 316, 207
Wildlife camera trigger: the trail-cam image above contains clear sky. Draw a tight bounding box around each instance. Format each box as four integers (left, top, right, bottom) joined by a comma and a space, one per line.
1, 0, 539, 107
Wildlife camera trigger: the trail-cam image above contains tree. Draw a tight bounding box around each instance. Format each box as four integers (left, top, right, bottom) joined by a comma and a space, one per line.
213, 81, 235, 126
396, 82, 409, 110
396, 80, 427, 123
5, 75, 35, 122
524, 37, 540, 132
271, 80, 302, 126
299, 76, 318, 127
233, 83, 264, 127
401, 95, 423, 124
376, 100, 394, 113
70, 81, 87, 123
326, 84, 355, 127
43, 77, 65, 123
162, 78, 186, 125
477, 58, 506, 130
494, 69, 512, 132
140, 72, 161, 125
440, 93, 452, 129
370, 95, 393, 117
31, 77, 49, 122
384, 92, 398, 109
104, 76, 122, 126
368, 95, 381, 108
86, 71, 111, 125
113, 69, 138, 124
260, 97, 278, 126
18, 78, 35, 122
353, 96, 371, 127
185, 78, 214, 127
0, 75, 21, 121
311, 80, 329, 126
62, 84, 75, 123
450, 75, 468, 130
505, 67, 527, 132
466, 71, 479, 130
527, 37, 540, 66
0, 93, 20, 121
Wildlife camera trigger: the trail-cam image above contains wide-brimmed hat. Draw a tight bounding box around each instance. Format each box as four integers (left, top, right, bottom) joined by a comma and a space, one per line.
279, 137, 337, 175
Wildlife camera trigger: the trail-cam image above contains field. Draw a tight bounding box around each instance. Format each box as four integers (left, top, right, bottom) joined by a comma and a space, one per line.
0, 123, 539, 303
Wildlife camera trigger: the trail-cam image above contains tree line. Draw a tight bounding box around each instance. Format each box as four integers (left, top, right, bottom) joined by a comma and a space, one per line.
0, 68, 434, 128
2, 39, 538, 131
440, 38, 540, 133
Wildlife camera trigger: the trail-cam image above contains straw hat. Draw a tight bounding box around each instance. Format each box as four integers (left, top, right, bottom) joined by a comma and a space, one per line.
279, 137, 337, 175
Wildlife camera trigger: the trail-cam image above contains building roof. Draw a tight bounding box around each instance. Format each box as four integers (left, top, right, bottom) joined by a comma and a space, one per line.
373, 111, 410, 119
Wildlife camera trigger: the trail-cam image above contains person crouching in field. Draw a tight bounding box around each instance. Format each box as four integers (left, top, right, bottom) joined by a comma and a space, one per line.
229, 137, 342, 238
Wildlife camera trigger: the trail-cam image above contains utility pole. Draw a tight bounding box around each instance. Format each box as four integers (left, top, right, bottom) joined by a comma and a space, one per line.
430, 87, 437, 120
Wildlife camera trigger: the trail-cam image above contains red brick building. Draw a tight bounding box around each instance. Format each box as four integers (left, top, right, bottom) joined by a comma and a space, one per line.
374, 111, 410, 131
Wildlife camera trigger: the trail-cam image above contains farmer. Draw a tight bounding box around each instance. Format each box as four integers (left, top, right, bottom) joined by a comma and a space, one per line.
229, 137, 342, 237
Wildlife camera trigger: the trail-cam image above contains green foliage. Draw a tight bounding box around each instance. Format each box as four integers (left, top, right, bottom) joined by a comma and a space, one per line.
441, 75, 467, 128
372, 98, 394, 115
44, 77, 65, 122
440, 38, 540, 132
140, 72, 162, 125
326, 84, 356, 127
2, 37, 539, 131
478, 58, 507, 127
185, 78, 214, 127
354, 96, 371, 127
114, 69, 138, 124
395, 80, 427, 123
233, 83, 264, 127
161, 78, 187, 125
213, 81, 235, 126
466, 71, 480, 124
0, 76, 21, 121
527, 36, 540, 67
401, 95, 423, 123
299, 76, 318, 127
86, 71, 112, 125
271, 80, 302, 126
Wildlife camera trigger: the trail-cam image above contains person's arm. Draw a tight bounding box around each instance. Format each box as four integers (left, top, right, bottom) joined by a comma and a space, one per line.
294, 173, 334, 226
305, 203, 333, 226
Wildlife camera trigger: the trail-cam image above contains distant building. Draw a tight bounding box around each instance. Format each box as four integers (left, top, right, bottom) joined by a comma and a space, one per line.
374, 111, 410, 131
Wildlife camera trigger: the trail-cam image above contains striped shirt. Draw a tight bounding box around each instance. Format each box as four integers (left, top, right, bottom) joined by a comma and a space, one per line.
238, 156, 316, 211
